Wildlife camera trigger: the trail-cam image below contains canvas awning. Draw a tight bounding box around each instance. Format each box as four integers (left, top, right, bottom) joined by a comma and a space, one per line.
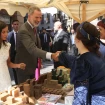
49, 0, 105, 22
0, 0, 105, 22
0, 3, 28, 17
0, 0, 51, 17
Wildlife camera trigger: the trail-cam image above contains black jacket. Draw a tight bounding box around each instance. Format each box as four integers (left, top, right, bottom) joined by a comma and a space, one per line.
52, 30, 69, 53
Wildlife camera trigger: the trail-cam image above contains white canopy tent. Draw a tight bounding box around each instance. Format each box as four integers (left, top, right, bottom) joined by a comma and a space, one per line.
0, 0, 105, 22
0, 3, 28, 17
0, 0, 51, 17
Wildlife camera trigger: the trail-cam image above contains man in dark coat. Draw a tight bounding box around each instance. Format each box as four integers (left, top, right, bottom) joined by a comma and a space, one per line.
39, 29, 51, 52
7, 19, 19, 84
15, 6, 55, 84
52, 21, 69, 68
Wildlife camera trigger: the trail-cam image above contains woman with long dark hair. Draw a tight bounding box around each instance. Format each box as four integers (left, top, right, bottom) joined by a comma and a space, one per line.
54, 22, 105, 105
0, 20, 26, 91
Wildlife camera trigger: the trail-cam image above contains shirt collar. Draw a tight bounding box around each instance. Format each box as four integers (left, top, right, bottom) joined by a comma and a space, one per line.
57, 29, 62, 34
13, 30, 18, 34
27, 20, 34, 29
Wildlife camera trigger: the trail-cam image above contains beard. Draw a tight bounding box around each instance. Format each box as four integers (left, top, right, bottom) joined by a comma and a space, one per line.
33, 23, 39, 27
32, 20, 40, 27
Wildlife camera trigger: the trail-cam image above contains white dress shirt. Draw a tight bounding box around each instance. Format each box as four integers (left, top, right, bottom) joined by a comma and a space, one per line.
71, 33, 76, 45
54, 29, 62, 39
13, 30, 18, 50
13, 30, 17, 46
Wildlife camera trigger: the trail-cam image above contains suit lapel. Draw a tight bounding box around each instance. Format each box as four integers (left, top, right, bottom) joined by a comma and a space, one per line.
53, 30, 63, 44
10, 32, 15, 50
10, 32, 15, 45
58, 30, 63, 37
25, 22, 37, 44
25, 22, 40, 47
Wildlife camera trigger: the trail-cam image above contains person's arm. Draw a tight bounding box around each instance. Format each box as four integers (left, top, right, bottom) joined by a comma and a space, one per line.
58, 51, 76, 68
18, 30, 52, 60
7, 56, 26, 70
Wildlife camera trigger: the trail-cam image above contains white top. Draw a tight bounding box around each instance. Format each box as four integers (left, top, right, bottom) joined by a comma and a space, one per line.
0, 42, 12, 91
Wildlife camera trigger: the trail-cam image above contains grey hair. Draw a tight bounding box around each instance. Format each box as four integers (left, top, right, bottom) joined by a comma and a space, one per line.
28, 6, 41, 15
54, 21, 62, 26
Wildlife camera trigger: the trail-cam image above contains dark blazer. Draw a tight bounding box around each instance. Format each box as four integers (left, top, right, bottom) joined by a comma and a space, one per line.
52, 30, 69, 53
8, 31, 16, 62
52, 30, 69, 68
15, 22, 47, 75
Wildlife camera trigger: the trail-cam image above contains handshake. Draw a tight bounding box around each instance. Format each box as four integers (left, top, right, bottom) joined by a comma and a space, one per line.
51, 51, 61, 61
16, 51, 62, 70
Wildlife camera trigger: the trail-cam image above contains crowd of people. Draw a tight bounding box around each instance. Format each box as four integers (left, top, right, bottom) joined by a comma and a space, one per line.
0, 5, 105, 104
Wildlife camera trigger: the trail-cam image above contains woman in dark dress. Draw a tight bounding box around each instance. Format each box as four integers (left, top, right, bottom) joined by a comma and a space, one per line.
54, 22, 105, 105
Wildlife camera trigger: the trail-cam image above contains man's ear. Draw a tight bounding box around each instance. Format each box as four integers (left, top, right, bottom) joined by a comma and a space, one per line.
12, 24, 13, 28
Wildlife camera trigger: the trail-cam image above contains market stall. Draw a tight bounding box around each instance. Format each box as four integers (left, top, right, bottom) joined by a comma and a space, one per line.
0, 67, 74, 105
0, 0, 105, 105
0, 0, 105, 22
